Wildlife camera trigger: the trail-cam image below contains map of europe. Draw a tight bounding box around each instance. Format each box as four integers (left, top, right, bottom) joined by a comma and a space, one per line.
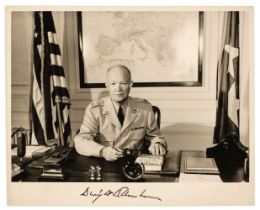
82, 11, 199, 83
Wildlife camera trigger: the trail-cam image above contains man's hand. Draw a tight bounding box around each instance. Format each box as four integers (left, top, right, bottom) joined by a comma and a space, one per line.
148, 143, 166, 155
100, 146, 123, 161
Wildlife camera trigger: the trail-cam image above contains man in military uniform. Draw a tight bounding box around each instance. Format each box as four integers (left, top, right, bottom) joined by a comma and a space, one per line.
74, 65, 167, 161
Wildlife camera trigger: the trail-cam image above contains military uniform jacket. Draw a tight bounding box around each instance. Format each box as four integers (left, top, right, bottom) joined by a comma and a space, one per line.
74, 96, 166, 157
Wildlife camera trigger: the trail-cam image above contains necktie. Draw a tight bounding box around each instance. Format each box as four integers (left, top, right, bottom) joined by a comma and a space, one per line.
117, 106, 124, 126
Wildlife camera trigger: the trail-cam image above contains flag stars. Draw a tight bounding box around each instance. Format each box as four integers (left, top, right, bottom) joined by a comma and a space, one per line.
224, 44, 239, 78
34, 32, 38, 38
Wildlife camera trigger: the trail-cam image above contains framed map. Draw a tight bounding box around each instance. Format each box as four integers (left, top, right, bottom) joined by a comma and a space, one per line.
78, 11, 203, 88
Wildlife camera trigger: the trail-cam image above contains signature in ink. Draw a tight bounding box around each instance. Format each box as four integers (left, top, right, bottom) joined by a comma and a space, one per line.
80, 186, 162, 203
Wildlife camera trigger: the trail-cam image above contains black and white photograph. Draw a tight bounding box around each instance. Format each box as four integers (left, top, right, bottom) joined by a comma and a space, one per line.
6, 6, 254, 206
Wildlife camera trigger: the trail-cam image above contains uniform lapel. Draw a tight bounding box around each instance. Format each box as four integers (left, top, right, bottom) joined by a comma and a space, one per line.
121, 97, 140, 132
103, 97, 121, 129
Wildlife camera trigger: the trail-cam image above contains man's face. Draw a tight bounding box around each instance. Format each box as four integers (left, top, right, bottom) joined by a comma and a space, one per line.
106, 67, 133, 103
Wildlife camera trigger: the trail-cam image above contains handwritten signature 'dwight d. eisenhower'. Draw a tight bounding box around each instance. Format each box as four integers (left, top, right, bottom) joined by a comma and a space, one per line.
80, 186, 162, 204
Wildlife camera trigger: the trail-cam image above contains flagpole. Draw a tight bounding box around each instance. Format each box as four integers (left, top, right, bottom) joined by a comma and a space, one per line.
56, 102, 65, 146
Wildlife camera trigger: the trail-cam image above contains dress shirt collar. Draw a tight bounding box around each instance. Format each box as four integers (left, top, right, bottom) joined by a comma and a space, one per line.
111, 98, 128, 116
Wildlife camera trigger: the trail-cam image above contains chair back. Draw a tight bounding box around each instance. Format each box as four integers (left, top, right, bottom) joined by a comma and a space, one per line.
152, 105, 161, 129
141, 105, 161, 153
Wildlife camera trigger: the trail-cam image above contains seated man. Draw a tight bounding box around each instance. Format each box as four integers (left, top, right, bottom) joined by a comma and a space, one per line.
74, 65, 167, 161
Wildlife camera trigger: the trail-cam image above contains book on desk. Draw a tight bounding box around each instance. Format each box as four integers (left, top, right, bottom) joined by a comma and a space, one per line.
184, 156, 220, 174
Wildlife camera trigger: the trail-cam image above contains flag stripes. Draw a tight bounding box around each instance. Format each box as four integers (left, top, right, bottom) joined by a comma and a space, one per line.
50, 65, 65, 76
32, 11, 71, 145
49, 44, 61, 55
213, 11, 240, 143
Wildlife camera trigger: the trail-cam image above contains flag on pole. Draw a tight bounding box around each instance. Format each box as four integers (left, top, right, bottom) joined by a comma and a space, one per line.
31, 11, 71, 146
213, 11, 240, 143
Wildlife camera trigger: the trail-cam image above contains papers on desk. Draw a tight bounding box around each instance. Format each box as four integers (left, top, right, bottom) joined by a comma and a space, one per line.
135, 154, 164, 172
11, 145, 54, 158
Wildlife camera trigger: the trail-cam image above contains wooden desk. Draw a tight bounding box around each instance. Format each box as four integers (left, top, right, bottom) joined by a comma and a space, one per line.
12, 149, 246, 182
12, 148, 180, 182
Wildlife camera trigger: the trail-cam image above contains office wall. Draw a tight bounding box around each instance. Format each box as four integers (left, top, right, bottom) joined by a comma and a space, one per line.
11, 12, 33, 130
66, 12, 218, 151
11, 11, 251, 150
11, 11, 68, 128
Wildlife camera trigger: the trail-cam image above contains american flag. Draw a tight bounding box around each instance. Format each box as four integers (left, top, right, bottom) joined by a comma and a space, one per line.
31, 11, 71, 146
213, 11, 240, 143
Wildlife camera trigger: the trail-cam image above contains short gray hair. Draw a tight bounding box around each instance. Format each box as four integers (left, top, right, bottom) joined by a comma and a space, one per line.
107, 65, 132, 80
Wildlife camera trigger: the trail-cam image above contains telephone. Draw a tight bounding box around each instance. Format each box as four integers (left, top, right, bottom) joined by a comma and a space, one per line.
120, 149, 144, 181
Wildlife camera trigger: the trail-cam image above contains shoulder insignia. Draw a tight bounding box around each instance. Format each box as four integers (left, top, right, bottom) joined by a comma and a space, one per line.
89, 99, 104, 109
132, 97, 149, 104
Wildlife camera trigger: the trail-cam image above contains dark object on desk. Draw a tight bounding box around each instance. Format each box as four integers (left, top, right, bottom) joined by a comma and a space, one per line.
122, 161, 144, 181
28, 156, 49, 169
120, 148, 144, 181
39, 146, 72, 181
43, 146, 72, 164
11, 127, 24, 148
120, 149, 181, 178
39, 163, 67, 180
206, 132, 248, 161
122, 148, 140, 161
206, 132, 249, 181
17, 131, 26, 163
159, 150, 181, 175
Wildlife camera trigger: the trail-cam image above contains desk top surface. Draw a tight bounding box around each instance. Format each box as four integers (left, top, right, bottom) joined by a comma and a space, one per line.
12, 149, 246, 182
12, 149, 181, 182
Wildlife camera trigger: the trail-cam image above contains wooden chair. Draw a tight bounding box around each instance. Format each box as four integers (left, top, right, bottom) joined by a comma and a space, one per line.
142, 105, 161, 153
152, 105, 161, 129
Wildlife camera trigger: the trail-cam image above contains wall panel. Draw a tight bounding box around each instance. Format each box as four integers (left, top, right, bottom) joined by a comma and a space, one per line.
11, 11, 223, 150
